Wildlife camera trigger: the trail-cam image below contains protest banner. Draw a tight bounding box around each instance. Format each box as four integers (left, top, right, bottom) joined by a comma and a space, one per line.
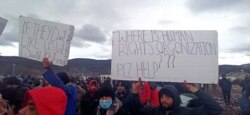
111, 30, 218, 83
19, 16, 74, 66
0, 17, 8, 36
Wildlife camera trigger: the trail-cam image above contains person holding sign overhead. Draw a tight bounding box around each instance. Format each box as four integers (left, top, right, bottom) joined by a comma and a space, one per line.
42, 57, 78, 115
129, 79, 223, 115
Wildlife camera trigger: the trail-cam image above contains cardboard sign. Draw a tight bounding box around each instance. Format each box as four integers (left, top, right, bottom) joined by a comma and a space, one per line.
19, 16, 74, 66
111, 30, 218, 83
0, 17, 8, 36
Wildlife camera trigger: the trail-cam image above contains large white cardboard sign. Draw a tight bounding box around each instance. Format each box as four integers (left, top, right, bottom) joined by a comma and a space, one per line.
111, 30, 218, 83
0, 17, 8, 36
19, 16, 74, 66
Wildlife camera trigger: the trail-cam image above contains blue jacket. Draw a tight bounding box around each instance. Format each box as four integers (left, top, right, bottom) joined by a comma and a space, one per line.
43, 68, 77, 115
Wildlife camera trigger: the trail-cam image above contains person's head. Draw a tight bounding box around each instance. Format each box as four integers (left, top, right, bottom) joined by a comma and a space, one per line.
87, 80, 100, 94
5, 77, 21, 89
56, 72, 70, 85
150, 82, 157, 90
31, 79, 40, 88
159, 85, 180, 110
245, 74, 250, 81
42, 79, 49, 87
21, 87, 67, 115
98, 84, 115, 109
116, 81, 126, 94
18, 98, 39, 115
27, 99, 37, 111
222, 74, 226, 79
107, 77, 111, 82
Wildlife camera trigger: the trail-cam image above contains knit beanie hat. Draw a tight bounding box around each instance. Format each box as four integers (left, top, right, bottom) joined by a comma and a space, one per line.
98, 83, 115, 100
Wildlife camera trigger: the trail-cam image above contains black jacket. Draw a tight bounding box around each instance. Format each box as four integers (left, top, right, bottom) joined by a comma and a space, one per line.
130, 85, 223, 115
79, 92, 99, 115
219, 78, 232, 91
116, 91, 130, 109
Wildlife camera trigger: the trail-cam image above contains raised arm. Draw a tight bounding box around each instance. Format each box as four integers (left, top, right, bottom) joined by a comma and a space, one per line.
183, 81, 223, 115
42, 57, 73, 95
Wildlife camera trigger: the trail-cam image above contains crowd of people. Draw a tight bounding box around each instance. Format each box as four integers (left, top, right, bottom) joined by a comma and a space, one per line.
0, 58, 249, 115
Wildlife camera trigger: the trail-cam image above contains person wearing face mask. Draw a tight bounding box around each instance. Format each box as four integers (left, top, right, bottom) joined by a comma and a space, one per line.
97, 83, 131, 115
130, 79, 223, 115
78, 79, 100, 115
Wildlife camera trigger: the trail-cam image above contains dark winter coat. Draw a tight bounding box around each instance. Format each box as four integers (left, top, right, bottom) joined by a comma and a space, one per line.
240, 79, 250, 93
79, 92, 99, 115
240, 91, 250, 115
130, 85, 223, 115
219, 78, 232, 92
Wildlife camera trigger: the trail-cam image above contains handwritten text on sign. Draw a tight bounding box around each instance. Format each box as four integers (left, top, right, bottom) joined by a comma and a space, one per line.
19, 16, 74, 66
111, 30, 218, 83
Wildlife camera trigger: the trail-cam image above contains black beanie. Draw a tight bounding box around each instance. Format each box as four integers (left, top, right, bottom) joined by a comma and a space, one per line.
98, 83, 115, 100
57, 72, 70, 84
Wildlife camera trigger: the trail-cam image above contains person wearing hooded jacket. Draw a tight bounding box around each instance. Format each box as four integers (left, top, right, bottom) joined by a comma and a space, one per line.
129, 80, 223, 115
42, 57, 78, 115
18, 87, 67, 115
115, 81, 130, 110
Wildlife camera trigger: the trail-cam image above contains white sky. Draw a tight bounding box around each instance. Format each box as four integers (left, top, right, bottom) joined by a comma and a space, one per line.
0, 0, 250, 65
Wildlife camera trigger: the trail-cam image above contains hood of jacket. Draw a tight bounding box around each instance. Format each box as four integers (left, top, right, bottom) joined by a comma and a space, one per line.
159, 85, 181, 110
22, 87, 67, 115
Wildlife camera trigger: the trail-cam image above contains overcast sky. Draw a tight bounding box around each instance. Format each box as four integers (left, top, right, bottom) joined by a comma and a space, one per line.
0, 0, 249, 65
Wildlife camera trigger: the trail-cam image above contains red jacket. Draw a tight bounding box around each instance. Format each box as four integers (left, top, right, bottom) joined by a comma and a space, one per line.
139, 82, 159, 107
150, 89, 159, 107
140, 82, 151, 104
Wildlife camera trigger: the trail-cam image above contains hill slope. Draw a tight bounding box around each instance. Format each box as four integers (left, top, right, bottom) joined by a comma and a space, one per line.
0, 56, 249, 77
0, 56, 111, 76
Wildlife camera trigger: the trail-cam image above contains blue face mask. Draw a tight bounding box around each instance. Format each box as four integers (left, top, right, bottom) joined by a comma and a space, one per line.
99, 100, 112, 109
